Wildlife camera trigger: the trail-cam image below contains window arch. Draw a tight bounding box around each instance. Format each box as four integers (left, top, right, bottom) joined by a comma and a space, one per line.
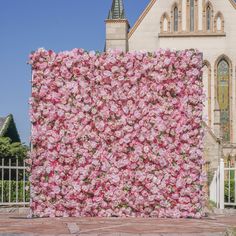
171, 3, 179, 32
214, 11, 224, 32
160, 12, 170, 33
206, 6, 211, 30
205, 1, 213, 31
174, 7, 178, 32
215, 55, 232, 142
190, 0, 195, 31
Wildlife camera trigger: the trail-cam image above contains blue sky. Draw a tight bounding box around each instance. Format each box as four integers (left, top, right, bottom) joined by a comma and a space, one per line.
0, 0, 150, 144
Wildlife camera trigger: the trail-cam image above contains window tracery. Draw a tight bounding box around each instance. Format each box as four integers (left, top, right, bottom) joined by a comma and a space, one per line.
214, 12, 224, 32
160, 12, 170, 33
190, 0, 195, 31
206, 6, 211, 30
159, 0, 225, 36
174, 7, 179, 32
216, 56, 231, 142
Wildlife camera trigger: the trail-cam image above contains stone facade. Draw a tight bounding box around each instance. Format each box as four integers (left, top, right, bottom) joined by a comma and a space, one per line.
105, 0, 236, 170
105, 19, 129, 52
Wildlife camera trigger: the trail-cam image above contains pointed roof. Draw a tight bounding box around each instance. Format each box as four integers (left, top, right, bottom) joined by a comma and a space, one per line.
129, 0, 236, 38
128, 0, 157, 39
0, 114, 21, 143
108, 0, 126, 19
229, 0, 236, 8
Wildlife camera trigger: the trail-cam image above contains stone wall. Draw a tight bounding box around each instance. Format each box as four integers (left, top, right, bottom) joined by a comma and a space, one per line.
128, 0, 236, 144
106, 20, 129, 52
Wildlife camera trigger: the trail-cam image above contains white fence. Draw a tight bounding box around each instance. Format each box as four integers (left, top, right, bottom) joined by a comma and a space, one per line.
1, 155, 235, 209
210, 158, 236, 209
0, 157, 30, 206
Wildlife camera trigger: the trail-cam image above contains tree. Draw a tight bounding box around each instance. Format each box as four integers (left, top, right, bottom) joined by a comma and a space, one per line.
0, 137, 11, 158
0, 137, 28, 162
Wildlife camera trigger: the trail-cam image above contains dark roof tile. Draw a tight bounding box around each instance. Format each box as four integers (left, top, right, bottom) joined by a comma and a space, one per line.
0, 117, 7, 134
108, 0, 126, 19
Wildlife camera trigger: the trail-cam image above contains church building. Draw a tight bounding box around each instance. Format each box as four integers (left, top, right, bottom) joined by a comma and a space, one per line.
105, 0, 236, 170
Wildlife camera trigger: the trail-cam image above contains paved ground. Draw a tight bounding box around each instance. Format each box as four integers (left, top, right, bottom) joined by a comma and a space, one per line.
0, 213, 235, 236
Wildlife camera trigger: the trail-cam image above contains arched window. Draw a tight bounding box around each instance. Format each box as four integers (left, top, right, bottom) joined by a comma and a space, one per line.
190, 0, 195, 31
206, 6, 211, 31
214, 11, 224, 32
174, 7, 178, 32
163, 18, 168, 31
160, 13, 170, 33
217, 59, 230, 142
217, 17, 222, 31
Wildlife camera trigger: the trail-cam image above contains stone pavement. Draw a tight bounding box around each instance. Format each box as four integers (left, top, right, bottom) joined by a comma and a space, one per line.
0, 213, 235, 236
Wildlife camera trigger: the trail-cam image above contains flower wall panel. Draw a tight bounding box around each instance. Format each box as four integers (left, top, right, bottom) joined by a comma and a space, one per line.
29, 48, 205, 218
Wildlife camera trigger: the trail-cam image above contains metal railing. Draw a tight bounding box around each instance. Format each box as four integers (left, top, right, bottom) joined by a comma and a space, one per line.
224, 158, 236, 207
209, 159, 224, 209
210, 158, 236, 208
0, 157, 30, 206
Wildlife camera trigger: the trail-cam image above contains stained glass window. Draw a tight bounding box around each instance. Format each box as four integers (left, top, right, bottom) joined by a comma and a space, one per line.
217, 59, 230, 142
206, 6, 211, 31
190, 0, 195, 31
174, 7, 178, 32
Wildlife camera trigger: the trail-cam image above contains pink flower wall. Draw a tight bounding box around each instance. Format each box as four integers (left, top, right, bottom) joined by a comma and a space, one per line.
29, 48, 205, 218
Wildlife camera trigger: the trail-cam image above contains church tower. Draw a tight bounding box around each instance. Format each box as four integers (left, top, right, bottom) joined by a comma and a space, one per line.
105, 0, 129, 52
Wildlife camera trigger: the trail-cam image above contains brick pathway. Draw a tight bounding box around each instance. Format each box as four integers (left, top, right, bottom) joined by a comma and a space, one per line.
0, 213, 235, 236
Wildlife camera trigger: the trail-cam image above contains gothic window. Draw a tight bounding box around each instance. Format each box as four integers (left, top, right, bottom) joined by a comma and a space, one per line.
174, 7, 178, 32
160, 13, 170, 33
206, 6, 211, 31
214, 12, 224, 32
190, 0, 195, 31
163, 18, 168, 32
217, 17, 222, 31
217, 59, 230, 142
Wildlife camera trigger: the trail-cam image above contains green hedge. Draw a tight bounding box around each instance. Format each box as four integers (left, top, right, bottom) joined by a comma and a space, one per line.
0, 180, 30, 203
225, 180, 235, 203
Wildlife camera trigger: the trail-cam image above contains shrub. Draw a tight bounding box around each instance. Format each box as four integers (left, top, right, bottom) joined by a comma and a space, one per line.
0, 180, 30, 204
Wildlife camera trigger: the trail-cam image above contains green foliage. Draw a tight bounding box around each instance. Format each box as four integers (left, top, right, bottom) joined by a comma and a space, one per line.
0, 137, 28, 162
0, 180, 30, 203
0, 137, 11, 158
225, 180, 235, 203
9, 142, 28, 161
